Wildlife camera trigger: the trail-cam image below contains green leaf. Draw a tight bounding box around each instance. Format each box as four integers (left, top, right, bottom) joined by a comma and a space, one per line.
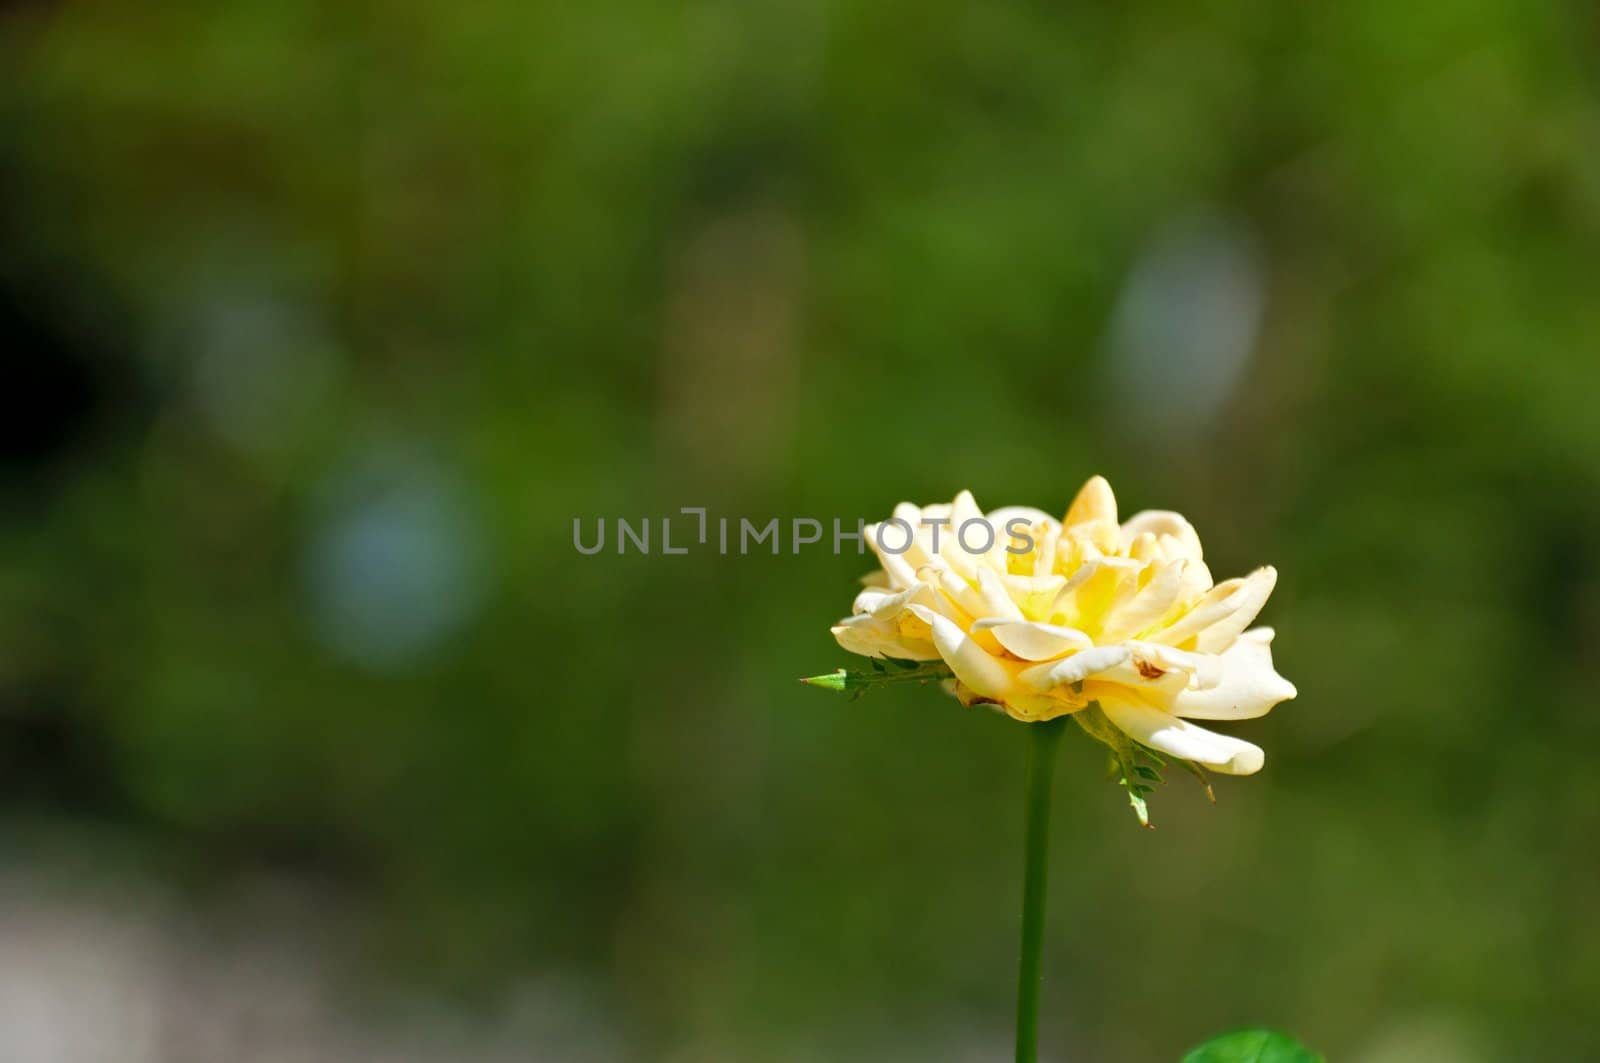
1124, 782, 1151, 827
798, 668, 854, 692
799, 660, 955, 695
1180, 1028, 1323, 1063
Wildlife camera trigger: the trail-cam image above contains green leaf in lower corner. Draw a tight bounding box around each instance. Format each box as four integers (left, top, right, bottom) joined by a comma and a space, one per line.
1180, 1028, 1323, 1063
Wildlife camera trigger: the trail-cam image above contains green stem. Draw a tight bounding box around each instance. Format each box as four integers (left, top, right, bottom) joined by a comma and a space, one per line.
1015, 717, 1068, 1063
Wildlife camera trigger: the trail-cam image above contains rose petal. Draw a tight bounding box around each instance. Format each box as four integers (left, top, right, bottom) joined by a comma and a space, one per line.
970, 618, 1093, 661
999, 572, 1068, 618
1098, 697, 1265, 775
1018, 645, 1131, 691
831, 615, 937, 661
1192, 567, 1277, 654
866, 521, 920, 589
1065, 475, 1118, 527
1049, 557, 1141, 628
1121, 640, 1223, 689
908, 606, 1017, 699
1177, 557, 1214, 603
950, 489, 985, 542
852, 582, 971, 631
1167, 627, 1297, 720
1099, 560, 1190, 643
925, 565, 989, 622
1093, 658, 1191, 700
1147, 566, 1276, 651
986, 506, 1057, 569
1118, 510, 1203, 560
974, 565, 1025, 621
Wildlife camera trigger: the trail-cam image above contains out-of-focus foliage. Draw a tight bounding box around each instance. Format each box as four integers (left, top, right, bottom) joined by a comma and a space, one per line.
2, 1, 1599, 1059
1182, 1028, 1323, 1063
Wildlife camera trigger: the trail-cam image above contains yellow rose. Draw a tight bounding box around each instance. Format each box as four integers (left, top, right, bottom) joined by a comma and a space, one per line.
830, 477, 1295, 775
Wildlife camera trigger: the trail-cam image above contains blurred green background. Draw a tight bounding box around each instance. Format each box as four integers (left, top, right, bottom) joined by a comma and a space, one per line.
3, 2, 1599, 1060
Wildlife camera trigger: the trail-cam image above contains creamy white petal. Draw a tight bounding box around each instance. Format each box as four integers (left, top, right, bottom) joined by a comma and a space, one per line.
926, 565, 989, 622
1147, 566, 1275, 651
1192, 566, 1277, 653
999, 572, 1068, 619
1168, 628, 1296, 720
1099, 560, 1190, 643
985, 507, 1059, 574
974, 565, 1025, 621
853, 582, 933, 618
1048, 557, 1142, 626
1049, 558, 1102, 603
1119, 510, 1203, 560
1124, 532, 1162, 564
946, 513, 1011, 576
1122, 640, 1223, 689
950, 489, 985, 542
910, 501, 964, 573
1028, 524, 1057, 577
1176, 557, 1214, 603
1065, 475, 1118, 527
971, 618, 1093, 661
908, 606, 1016, 699
1018, 645, 1131, 691
1143, 577, 1237, 642
890, 503, 931, 563
831, 616, 937, 661
923, 494, 980, 580
866, 521, 920, 589
852, 582, 971, 631
1099, 697, 1265, 775
1093, 658, 1191, 700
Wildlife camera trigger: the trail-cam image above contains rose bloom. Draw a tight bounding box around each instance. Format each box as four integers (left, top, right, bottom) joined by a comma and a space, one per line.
831, 477, 1295, 774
